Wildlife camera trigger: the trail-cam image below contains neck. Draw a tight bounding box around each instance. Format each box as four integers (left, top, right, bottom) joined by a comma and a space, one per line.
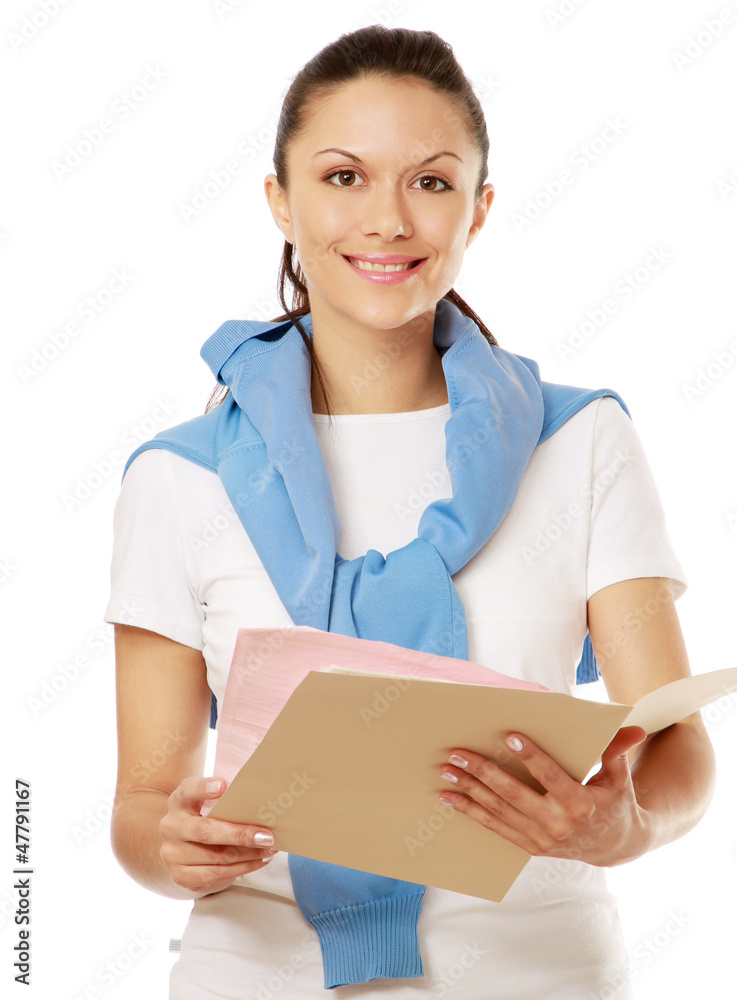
308, 304, 450, 416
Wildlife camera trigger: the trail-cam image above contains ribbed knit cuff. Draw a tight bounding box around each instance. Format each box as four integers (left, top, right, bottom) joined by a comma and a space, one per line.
308, 889, 426, 988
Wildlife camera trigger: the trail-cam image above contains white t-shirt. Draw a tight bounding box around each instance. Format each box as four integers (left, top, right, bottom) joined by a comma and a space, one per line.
104, 394, 687, 1000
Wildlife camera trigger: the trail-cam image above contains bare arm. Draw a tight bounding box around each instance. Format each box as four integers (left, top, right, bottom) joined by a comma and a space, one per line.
588, 576, 717, 859
110, 623, 276, 900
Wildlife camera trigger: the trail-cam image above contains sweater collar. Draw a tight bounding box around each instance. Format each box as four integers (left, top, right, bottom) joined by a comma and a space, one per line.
199, 299, 500, 388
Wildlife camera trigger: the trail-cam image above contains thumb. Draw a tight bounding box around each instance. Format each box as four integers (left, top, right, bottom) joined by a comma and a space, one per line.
600, 725, 647, 782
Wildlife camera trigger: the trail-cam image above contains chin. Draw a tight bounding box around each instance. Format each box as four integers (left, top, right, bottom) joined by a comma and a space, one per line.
362, 309, 436, 337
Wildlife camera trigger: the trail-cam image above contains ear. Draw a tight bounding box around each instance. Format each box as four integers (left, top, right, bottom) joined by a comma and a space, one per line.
264, 173, 295, 243
466, 182, 495, 249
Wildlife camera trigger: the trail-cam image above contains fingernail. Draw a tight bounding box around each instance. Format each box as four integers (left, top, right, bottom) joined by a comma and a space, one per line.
206, 779, 222, 794
448, 754, 468, 768
440, 770, 458, 784
438, 795, 455, 809
254, 831, 274, 847
260, 855, 275, 864
506, 736, 524, 752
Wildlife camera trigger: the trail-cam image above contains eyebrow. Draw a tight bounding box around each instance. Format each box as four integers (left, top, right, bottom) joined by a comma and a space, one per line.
312, 148, 463, 167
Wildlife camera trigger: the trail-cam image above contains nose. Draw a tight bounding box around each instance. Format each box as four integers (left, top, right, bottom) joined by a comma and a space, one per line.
359, 179, 412, 240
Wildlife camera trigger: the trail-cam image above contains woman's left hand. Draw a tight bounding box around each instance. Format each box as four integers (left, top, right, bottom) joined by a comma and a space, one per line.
438, 725, 652, 867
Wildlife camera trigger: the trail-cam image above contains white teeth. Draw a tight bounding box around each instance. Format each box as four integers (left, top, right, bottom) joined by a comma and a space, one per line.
348, 257, 418, 272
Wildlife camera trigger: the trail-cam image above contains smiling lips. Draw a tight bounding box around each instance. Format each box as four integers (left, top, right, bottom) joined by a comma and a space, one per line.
342, 252, 427, 283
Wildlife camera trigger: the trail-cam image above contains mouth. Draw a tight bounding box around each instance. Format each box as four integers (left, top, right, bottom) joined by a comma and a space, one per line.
342, 255, 426, 273
342, 255, 428, 285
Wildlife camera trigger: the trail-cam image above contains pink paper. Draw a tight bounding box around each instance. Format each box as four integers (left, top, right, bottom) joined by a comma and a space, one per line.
202, 625, 548, 815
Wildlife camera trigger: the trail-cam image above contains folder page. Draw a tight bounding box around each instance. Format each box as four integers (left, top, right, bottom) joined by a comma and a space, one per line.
624, 666, 737, 735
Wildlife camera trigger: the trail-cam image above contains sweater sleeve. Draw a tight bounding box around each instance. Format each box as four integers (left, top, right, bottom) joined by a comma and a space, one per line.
586, 395, 687, 602
103, 448, 205, 650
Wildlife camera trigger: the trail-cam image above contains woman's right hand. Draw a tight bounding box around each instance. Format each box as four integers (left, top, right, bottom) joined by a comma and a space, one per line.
159, 776, 277, 896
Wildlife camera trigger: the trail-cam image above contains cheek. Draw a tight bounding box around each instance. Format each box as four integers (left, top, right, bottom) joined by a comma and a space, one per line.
433, 238, 467, 278
290, 220, 333, 277
298, 243, 332, 284
320, 197, 351, 225
425, 212, 467, 257
294, 201, 347, 250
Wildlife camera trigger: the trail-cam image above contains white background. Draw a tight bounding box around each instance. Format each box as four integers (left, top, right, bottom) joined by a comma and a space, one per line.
2, 1, 736, 997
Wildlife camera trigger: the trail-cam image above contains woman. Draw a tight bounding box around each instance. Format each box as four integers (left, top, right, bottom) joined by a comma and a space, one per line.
105, 25, 716, 999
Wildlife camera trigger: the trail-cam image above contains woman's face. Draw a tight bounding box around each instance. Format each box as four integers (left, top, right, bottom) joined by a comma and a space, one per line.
265, 75, 494, 334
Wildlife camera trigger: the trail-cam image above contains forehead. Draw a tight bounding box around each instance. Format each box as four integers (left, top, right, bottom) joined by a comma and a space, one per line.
294, 75, 473, 158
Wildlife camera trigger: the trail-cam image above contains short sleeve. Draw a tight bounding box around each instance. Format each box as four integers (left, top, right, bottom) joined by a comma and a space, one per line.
586, 396, 687, 602
103, 448, 205, 649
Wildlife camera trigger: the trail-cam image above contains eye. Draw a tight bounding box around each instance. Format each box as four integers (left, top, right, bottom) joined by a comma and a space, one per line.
411, 175, 453, 193
325, 170, 364, 188
323, 170, 453, 192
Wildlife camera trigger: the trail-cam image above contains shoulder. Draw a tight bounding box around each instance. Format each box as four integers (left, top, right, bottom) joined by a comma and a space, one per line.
121, 402, 230, 482
549, 393, 652, 483
553, 392, 637, 448
120, 445, 220, 508
591, 392, 632, 425
537, 393, 630, 457
526, 393, 651, 509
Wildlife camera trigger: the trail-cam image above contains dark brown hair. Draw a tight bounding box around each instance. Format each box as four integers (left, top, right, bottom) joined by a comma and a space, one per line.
205, 24, 497, 421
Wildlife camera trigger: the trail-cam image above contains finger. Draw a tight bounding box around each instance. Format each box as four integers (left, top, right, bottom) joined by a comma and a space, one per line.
486, 735, 595, 834
168, 779, 275, 850
603, 725, 647, 758
169, 854, 276, 895
181, 810, 276, 851
442, 752, 550, 826
438, 768, 554, 852
598, 726, 647, 783
441, 751, 588, 847
169, 838, 276, 867
159, 814, 278, 872
437, 790, 551, 856
176, 775, 230, 811
499, 735, 589, 799
169, 821, 278, 862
